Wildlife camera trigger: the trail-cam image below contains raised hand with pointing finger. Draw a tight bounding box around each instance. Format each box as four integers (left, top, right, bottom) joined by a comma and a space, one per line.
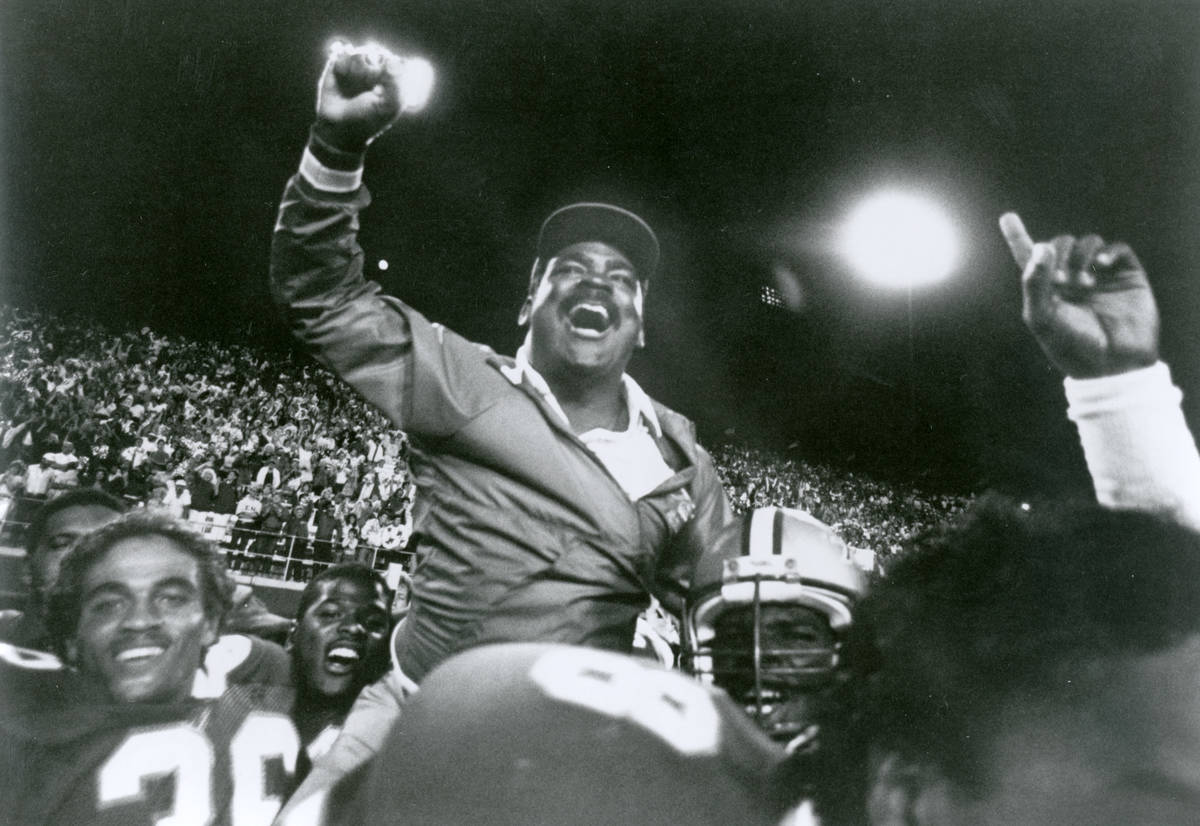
998, 212, 1159, 378
998, 211, 1200, 532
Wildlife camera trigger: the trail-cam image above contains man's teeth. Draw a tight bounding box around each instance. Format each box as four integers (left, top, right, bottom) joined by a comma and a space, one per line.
115, 646, 165, 663
568, 304, 610, 331
328, 646, 360, 662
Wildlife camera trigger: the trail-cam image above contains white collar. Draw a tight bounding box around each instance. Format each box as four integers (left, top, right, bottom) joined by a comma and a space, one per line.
505, 338, 663, 439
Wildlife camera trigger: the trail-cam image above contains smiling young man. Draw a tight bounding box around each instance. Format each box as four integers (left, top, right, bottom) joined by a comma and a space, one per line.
59, 530, 220, 704
0, 512, 302, 825
270, 43, 733, 686
288, 563, 392, 780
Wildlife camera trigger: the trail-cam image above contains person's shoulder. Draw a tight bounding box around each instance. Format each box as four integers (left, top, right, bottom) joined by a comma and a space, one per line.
0, 610, 51, 650
0, 640, 73, 718
194, 634, 293, 698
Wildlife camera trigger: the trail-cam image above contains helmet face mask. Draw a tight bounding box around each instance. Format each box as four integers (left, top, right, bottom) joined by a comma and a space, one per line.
682, 508, 865, 750
691, 578, 843, 748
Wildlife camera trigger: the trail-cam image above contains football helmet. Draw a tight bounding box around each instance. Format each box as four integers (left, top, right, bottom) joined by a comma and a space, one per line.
682, 507, 866, 749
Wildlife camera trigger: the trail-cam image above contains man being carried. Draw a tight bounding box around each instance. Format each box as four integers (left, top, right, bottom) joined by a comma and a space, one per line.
270, 41, 732, 684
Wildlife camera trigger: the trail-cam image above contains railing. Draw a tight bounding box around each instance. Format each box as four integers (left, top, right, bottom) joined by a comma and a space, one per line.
0, 495, 415, 584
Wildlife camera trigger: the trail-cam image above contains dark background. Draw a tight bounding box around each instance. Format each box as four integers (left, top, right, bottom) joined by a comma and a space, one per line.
3, 0, 1198, 492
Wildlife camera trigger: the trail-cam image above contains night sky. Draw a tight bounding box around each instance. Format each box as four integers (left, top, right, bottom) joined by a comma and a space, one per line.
3, 0, 1199, 492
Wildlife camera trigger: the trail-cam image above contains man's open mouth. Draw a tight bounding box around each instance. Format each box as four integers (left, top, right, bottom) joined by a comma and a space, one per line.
566, 302, 614, 336
114, 645, 166, 664
325, 644, 362, 675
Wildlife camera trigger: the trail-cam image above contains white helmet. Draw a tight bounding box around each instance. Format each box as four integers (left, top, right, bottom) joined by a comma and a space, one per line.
682, 507, 866, 747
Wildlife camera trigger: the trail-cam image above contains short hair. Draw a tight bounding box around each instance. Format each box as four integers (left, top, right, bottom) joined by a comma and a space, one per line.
815, 495, 1200, 821
25, 487, 128, 556
45, 511, 235, 657
294, 562, 393, 624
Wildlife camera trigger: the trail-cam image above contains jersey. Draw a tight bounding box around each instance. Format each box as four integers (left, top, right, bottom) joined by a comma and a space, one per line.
192, 634, 292, 698
0, 642, 301, 826
289, 643, 792, 826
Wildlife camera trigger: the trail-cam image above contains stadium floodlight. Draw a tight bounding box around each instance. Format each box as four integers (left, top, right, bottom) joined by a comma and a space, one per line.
837, 190, 959, 288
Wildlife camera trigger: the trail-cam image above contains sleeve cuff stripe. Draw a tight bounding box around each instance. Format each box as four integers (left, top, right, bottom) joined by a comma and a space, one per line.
299, 147, 363, 193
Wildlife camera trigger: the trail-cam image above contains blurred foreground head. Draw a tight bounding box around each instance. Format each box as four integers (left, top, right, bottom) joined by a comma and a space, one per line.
819, 495, 1200, 826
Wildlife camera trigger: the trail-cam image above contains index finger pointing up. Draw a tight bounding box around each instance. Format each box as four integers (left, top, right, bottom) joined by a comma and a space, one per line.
999, 212, 1035, 269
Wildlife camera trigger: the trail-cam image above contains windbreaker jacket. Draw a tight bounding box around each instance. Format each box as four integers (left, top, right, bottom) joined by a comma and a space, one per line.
270, 141, 734, 682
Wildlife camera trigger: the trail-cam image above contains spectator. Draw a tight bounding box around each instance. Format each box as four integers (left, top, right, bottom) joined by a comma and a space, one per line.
189, 467, 219, 513
163, 473, 191, 518
250, 498, 287, 576
310, 490, 341, 576
0, 460, 29, 543
229, 482, 263, 567
255, 453, 283, 489
341, 513, 362, 563
213, 469, 239, 515
285, 502, 313, 582
41, 439, 80, 494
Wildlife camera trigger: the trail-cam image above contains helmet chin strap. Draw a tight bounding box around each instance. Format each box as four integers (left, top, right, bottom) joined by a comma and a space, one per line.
752, 574, 764, 724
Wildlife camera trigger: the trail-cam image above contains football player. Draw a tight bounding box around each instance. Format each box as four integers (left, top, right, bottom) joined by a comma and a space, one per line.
0, 487, 293, 695
288, 562, 393, 780
0, 487, 126, 649
682, 506, 865, 755
0, 512, 301, 826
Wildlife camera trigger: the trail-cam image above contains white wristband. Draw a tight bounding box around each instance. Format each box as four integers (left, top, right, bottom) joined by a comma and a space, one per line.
299, 146, 363, 193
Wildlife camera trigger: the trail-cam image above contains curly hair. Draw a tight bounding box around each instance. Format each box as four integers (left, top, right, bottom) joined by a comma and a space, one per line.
45, 510, 235, 657
810, 494, 1200, 824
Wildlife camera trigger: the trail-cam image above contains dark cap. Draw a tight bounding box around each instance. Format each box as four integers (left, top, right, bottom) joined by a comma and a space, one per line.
536, 203, 660, 282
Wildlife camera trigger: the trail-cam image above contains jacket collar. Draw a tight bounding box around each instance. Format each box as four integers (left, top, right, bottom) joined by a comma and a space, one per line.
500, 338, 663, 439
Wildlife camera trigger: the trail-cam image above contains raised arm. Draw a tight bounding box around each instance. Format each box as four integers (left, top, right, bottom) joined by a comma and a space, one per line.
269, 44, 422, 428
1000, 212, 1200, 530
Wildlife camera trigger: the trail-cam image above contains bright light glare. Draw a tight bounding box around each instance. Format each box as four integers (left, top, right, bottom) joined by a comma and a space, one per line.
378, 259, 389, 271
400, 57, 435, 113
839, 191, 959, 288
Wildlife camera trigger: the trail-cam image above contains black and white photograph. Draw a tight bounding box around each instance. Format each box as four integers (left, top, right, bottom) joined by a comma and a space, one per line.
1, 1, 1198, 823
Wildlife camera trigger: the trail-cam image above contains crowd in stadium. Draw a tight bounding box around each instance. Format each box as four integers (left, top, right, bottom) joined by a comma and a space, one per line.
0, 305, 968, 575
0, 305, 417, 578
711, 443, 968, 553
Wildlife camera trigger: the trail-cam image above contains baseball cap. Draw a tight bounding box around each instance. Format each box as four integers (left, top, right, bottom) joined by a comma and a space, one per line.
536, 203, 660, 283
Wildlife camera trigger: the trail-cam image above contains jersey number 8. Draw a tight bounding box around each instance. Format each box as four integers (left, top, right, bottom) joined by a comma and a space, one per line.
529, 647, 720, 756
